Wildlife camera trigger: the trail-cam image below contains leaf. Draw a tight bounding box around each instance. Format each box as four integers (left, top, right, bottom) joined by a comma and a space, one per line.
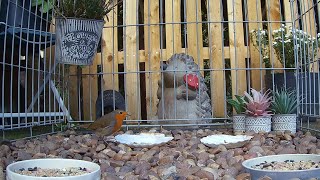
271, 88, 297, 114
32, 0, 42, 6
40, 1, 54, 13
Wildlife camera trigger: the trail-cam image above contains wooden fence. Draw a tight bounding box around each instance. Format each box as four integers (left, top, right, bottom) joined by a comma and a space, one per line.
64, 0, 318, 121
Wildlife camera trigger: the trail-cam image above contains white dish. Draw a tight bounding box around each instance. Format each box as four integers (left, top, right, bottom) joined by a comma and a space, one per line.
201, 134, 253, 149
115, 133, 173, 148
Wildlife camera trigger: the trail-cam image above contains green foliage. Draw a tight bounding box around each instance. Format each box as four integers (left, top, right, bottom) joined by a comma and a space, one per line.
249, 24, 320, 71
271, 88, 298, 114
32, 0, 54, 13
227, 95, 246, 114
55, 0, 122, 20
249, 28, 271, 68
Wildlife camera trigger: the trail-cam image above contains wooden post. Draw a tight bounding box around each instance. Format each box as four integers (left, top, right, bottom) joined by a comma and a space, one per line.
283, 0, 292, 28
82, 55, 99, 121
102, 1, 119, 91
302, 0, 317, 72
227, 0, 247, 95
207, 0, 225, 117
144, 0, 160, 120
266, 0, 283, 72
165, 0, 182, 56
247, 0, 264, 90
68, 66, 79, 120
124, 0, 140, 120
186, 0, 204, 73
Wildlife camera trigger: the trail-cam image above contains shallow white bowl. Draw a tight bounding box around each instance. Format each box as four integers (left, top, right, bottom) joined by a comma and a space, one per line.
6, 158, 101, 180
201, 134, 253, 149
115, 133, 173, 148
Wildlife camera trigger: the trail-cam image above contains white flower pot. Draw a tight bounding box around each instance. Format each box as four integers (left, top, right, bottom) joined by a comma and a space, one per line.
232, 115, 246, 134
6, 158, 101, 180
272, 114, 296, 133
245, 116, 271, 133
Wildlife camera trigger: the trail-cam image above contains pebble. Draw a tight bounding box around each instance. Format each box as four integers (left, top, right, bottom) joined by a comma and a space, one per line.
1, 130, 319, 179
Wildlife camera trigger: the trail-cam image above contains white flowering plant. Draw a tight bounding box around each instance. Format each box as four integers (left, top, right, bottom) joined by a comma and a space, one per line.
250, 24, 320, 71
249, 28, 271, 68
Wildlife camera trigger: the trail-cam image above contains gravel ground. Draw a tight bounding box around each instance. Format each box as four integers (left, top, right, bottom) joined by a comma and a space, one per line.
1, 128, 320, 180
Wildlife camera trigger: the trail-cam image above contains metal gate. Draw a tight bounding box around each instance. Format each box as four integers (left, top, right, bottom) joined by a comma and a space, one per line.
1, 0, 320, 139
291, 0, 320, 132
0, 0, 71, 138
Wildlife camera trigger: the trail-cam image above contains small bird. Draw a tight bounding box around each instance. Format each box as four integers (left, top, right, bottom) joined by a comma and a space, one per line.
81, 109, 129, 137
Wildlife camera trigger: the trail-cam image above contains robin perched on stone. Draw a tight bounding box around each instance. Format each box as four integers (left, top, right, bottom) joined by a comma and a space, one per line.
81, 109, 129, 137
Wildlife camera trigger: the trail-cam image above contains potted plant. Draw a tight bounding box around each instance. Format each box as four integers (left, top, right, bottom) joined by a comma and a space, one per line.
271, 88, 298, 133
250, 25, 320, 91
227, 95, 247, 134
250, 25, 320, 117
244, 88, 273, 133
54, 0, 121, 65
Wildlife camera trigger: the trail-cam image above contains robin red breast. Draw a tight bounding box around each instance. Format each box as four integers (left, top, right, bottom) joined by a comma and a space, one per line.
81, 109, 129, 137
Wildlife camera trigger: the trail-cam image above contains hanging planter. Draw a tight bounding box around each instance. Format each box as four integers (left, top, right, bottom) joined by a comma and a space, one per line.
53, 0, 121, 65
55, 18, 104, 65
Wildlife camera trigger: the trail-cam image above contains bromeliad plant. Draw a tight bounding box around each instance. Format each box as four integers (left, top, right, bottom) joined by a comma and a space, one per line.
271, 88, 298, 114
244, 88, 273, 117
227, 95, 246, 114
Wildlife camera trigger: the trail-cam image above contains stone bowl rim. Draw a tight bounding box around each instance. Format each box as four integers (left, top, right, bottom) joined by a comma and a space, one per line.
6, 158, 101, 179
242, 154, 320, 173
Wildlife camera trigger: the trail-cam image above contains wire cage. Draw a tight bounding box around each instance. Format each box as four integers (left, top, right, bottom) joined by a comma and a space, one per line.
1, 0, 320, 139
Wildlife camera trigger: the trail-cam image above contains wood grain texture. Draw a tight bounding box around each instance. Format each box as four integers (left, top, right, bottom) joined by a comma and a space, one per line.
102, 0, 119, 91
144, 0, 161, 120
227, 0, 247, 95
124, 0, 140, 121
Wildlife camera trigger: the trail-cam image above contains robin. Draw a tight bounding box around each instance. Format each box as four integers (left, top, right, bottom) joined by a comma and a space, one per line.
80, 109, 129, 137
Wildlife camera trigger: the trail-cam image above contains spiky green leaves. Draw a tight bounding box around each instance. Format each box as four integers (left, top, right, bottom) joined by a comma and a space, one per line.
227, 95, 246, 114
271, 88, 298, 114
244, 88, 273, 117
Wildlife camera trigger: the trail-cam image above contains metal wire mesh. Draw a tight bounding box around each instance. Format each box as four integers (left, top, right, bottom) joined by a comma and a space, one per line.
1, 0, 320, 138
0, 0, 68, 138
291, 0, 320, 132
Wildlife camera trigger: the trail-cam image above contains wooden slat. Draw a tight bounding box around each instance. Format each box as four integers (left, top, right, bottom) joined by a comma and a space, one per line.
283, 0, 292, 28
69, 66, 79, 120
124, 0, 140, 121
303, 0, 318, 72
186, 0, 204, 73
227, 0, 247, 95
82, 55, 99, 121
117, 47, 243, 64
247, 0, 264, 90
302, 0, 316, 35
207, 0, 225, 117
102, 1, 119, 91
165, 0, 182, 57
144, 0, 160, 120
266, 0, 283, 72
